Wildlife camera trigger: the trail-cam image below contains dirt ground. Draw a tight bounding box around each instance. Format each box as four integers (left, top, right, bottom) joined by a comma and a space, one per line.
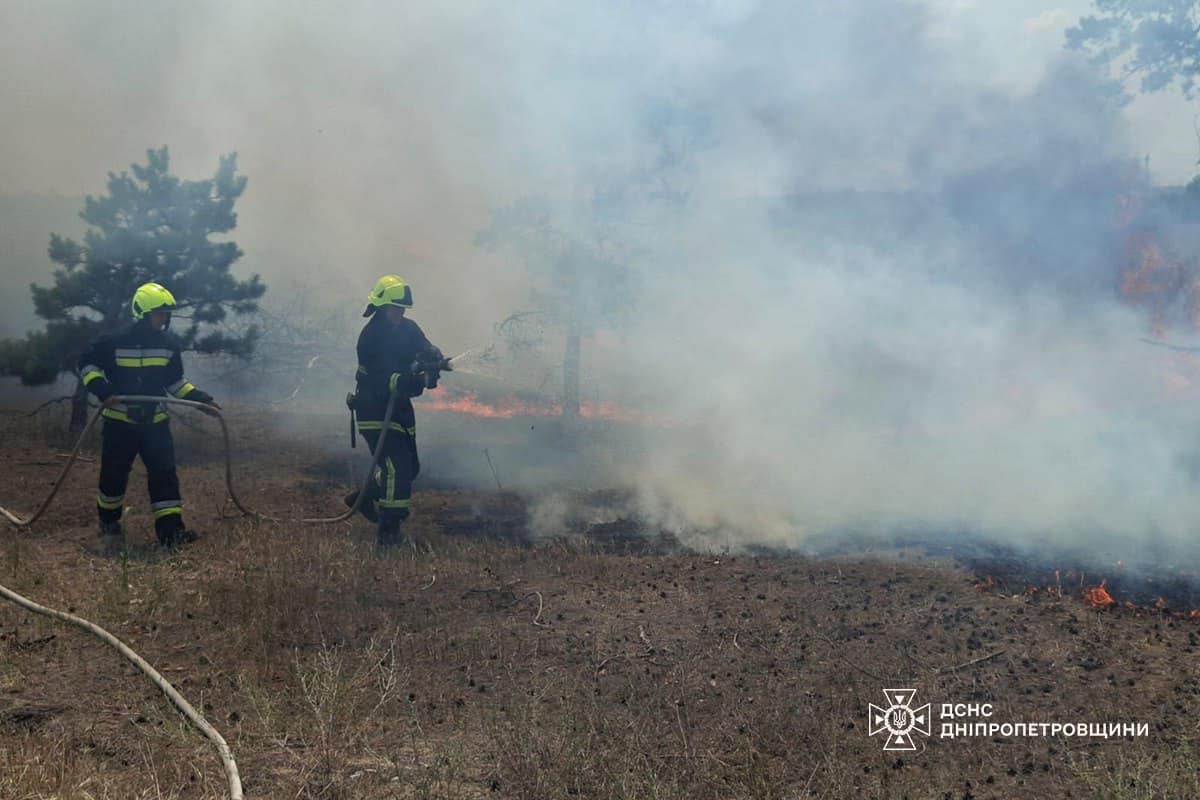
2, 405, 1200, 799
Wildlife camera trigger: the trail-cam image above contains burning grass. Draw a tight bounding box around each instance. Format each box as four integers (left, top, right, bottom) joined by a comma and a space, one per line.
417, 386, 660, 426
946, 536, 1200, 623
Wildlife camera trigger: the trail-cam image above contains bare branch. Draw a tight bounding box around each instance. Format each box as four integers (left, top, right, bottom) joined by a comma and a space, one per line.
25, 395, 91, 417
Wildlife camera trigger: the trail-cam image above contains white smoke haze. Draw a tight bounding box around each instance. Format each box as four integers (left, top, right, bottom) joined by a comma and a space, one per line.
3, 0, 1200, 558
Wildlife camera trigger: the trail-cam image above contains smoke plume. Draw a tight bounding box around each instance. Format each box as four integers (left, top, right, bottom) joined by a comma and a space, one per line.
3, 0, 1199, 559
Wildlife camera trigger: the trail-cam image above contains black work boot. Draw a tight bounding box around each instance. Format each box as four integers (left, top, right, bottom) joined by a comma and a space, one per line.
97, 520, 126, 556
376, 516, 406, 549
157, 518, 199, 548
343, 490, 378, 523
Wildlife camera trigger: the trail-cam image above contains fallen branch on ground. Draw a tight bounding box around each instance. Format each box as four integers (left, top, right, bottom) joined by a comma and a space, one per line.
937, 649, 1007, 674
812, 631, 890, 683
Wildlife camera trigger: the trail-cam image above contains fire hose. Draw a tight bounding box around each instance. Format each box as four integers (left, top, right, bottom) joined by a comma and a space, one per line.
0, 582, 245, 799
2, 391, 402, 527
0, 389, 407, 799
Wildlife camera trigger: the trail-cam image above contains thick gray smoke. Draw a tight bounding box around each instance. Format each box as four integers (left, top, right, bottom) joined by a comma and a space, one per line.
510, 2, 1200, 555
3, 1, 1199, 557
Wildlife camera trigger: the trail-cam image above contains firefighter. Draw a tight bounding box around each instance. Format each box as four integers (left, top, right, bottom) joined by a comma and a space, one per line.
346, 275, 450, 547
77, 282, 220, 552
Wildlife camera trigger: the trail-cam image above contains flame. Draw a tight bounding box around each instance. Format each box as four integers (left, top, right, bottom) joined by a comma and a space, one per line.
1084, 579, 1115, 609
417, 388, 657, 424
1120, 235, 1172, 331
419, 391, 554, 419
972, 561, 1200, 620
1119, 229, 1200, 337
1121, 231, 1200, 398
1112, 185, 1200, 401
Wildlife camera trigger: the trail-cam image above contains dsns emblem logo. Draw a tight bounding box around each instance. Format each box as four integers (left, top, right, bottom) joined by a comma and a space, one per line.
868, 689, 931, 751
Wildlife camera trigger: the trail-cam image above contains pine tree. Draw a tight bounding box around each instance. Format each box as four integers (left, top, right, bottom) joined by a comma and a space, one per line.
0, 146, 265, 428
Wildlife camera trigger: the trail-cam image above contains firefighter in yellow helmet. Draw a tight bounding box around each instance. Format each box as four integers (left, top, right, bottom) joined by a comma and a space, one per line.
345, 275, 450, 547
76, 282, 220, 552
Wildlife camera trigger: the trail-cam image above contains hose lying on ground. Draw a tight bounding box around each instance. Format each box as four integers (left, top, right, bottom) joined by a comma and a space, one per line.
0, 390, 402, 798
0, 582, 244, 800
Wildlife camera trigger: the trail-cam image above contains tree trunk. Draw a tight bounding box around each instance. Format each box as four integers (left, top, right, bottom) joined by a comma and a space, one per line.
69, 378, 90, 432
562, 321, 581, 423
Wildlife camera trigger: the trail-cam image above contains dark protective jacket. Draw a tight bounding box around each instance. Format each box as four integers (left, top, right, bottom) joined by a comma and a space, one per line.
77, 320, 213, 424
354, 313, 442, 430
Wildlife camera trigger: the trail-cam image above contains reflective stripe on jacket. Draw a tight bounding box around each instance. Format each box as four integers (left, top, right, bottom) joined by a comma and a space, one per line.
77, 320, 212, 423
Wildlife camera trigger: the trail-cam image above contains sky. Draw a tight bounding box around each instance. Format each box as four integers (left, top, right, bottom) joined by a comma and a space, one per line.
926, 0, 1198, 180
4, 0, 1200, 558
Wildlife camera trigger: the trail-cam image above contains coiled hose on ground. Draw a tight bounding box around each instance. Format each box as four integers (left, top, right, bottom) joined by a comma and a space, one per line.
0, 391, 403, 799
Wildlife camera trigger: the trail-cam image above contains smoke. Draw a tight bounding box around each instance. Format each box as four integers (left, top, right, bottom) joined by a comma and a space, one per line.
4, 1, 1200, 556
557, 3, 1200, 555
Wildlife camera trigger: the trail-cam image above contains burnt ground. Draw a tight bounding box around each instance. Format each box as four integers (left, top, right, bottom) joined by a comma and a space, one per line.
2, 405, 1200, 799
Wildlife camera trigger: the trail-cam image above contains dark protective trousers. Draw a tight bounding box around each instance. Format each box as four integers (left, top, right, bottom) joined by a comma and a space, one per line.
96, 420, 185, 537
359, 428, 419, 523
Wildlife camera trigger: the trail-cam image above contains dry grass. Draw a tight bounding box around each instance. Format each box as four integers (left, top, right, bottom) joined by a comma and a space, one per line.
3, 410, 1200, 798
1069, 741, 1200, 800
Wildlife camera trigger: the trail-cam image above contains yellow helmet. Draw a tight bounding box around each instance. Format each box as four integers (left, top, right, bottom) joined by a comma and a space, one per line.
131, 282, 177, 320
364, 274, 413, 317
